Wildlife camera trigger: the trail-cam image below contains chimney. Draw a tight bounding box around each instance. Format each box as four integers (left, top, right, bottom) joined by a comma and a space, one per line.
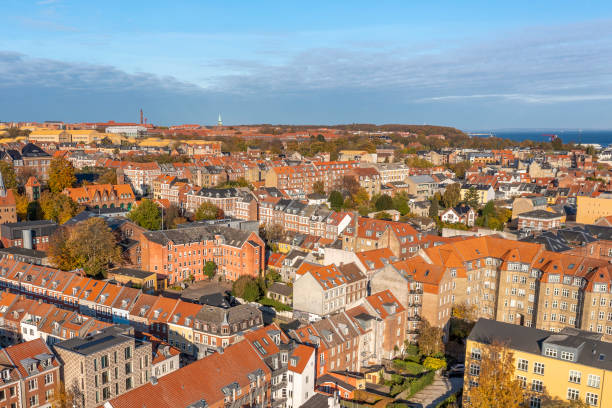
140, 109, 143, 125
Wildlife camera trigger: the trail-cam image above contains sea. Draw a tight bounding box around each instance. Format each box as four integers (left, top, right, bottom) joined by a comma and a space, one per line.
465, 129, 612, 147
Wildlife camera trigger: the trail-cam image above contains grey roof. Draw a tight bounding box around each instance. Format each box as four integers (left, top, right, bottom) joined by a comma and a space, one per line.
519, 209, 563, 220
109, 268, 155, 279
196, 188, 240, 198
408, 175, 436, 184
55, 325, 138, 356
195, 303, 261, 324
0, 247, 48, 258
0, 220, 57, 240
299, 393, 333, 408
143, 225, 254, 248
21, 143, 51, 158
268, 282, 292, 297
338, 263, 366, 284
469, 319, 612, 371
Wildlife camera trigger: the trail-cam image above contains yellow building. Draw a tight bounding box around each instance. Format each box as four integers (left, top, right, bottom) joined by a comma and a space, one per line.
68, 129, 104, 144
107, 267, 158, 291
28, 129, 71, 143
464, 319, 611, 408
577, 195, 612, 225
338, 150, 377, 163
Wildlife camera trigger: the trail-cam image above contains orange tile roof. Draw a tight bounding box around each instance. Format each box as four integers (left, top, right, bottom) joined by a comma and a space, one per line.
356, 248, 396, 271
288, 344, 315, 374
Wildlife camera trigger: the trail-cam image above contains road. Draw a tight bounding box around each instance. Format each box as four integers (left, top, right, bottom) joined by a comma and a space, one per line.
405, 374, 463, 408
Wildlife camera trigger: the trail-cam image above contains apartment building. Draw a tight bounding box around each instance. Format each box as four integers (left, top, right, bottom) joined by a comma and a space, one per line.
465, 319, 611, 408
0, 338, 61, 408
105, 337, 271, 408
138, 225, 265, 284
54, 325, 152, 408
193, 304, 263, 358
293, 265, 349, 317
577, 196, 612, 225
185, 187, 244, 216
517, 209, 563, 231
0, 220, 57, 251
265, 161, 357, 196
365, 163, 410, 184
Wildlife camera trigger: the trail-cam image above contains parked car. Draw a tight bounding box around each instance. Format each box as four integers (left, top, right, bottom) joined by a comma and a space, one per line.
444, 363, 465, 377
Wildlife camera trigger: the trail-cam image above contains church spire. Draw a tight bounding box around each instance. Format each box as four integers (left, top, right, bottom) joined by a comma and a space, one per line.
217, 113, 223, 127
0, 169, 6, 197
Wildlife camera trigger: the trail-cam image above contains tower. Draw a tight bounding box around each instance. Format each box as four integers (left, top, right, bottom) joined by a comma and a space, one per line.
140, 109, 144, 125
0, 169, 6, 197
217, 113, 223, 127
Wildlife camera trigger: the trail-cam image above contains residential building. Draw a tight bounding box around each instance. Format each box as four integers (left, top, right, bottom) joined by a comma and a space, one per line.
405, 175, 438, 198
465, 319, 612, 408
54, 325, 153, 408
577, 195, 612, 225
517, 210, 563, 232
440, 204, 476, 226
0, 220, 57, 251
138, 225, 265, 284
293, 264, 348, 317
63, 184, 136, 210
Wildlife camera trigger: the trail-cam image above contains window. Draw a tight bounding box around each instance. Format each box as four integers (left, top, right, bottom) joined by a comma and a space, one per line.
567, 388, 579, 400
101, 355, 109, 368
125, 362, 132, 375
544, 347, 557, 357
529, 396, 541, 408
569, 370, 581, 384
44, 373, 53, 385
533, 362, 544, 375
587, 374, 600, 388
124, 346, 131, 359
125, 377, 132, 390
29, 395, 38, 407
28, 378, 38, 390
517, 375, 527, 389
469, 363, 480, 376
518, 359, 529, 371
561, 351, 575, 361
102, 387, 111, 400
471, 348, 481, 360
531, 379, 543, 392
586, 392, 598, 406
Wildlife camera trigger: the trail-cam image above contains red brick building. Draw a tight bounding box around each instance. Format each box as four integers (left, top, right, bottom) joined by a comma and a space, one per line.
138, 225, 265, 284
0, 338, 61, 408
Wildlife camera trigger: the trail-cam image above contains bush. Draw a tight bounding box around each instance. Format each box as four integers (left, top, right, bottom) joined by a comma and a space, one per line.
407, 371, 435, 398
259, 297, 292, 312
423, 356, 447, 371
392, 360, 425, 375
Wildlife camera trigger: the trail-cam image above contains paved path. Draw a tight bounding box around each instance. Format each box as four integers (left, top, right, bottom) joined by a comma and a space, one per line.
404, 375, 463, 408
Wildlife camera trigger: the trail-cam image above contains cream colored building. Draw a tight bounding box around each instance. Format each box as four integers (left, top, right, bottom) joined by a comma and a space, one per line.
577, 195, 612, 225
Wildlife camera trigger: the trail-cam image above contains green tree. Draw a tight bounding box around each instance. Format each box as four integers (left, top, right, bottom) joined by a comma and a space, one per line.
392, 194, 410, 215
0, 162, 18, 190
48, 218, 121, 278
39, 191, 80, 224
49, 157, 76, 193
328, 191, 344, 211
194, 202, 224, 220
375, 194, 393, 211
551, 136, 563, 151
204, 261, 217, 280
442, 183, 461, 209
429, 198, 439, 219
313, 181, 326, 195
232, 276, 262, 302
464, 187, 480, 209
128, 199, 162, 230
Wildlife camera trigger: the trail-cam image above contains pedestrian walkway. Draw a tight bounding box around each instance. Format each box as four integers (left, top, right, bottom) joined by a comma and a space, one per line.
405, 374, 462, 407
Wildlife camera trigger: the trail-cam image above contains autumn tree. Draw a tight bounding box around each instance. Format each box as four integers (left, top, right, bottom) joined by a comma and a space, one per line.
39, 191, 80, 224
194, 202, 224, 220
465, 341, 525, 408
48, 218, 121, 277
49, 157, 76, 193
341, 175, 360, 196
417, 319, 444, 356
452, 301, 477, 321
128, 198, 161, 230
428, 197, 440, 220
164, 204, 185, 229
442, 183, 461, 209
261, 223, 285, 243
313, 181, 326, 195
0, 161, 18, 190
97, 168, 117, 185
551, 136, 563, 151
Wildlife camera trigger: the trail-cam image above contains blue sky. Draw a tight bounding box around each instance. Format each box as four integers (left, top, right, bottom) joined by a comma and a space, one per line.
1, 1, 612, 129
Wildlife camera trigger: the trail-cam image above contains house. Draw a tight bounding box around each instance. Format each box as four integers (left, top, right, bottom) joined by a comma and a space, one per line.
267, 282, 293, 306
405, 175, 438, 198
512, 195, 549, 219
293, 265, 348, 317
440, 204, 476, 226
517, 210, 563, 232
63, 184, 136, 211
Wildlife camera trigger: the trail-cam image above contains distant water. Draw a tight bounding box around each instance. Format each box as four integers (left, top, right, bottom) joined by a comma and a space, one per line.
467, 129, 612, 147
